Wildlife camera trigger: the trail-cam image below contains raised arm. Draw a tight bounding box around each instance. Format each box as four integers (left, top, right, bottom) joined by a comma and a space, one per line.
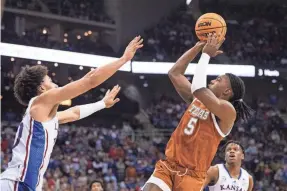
191, 34, 235, 134
31, 36, 142, 120
203, 166, 219, 189
168, 42, 204, 104
57, 85, 121, 124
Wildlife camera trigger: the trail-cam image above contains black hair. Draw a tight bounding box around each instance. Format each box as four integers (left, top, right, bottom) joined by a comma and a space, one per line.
223, 140, 245, 155
14, 65, 48, 106
225, 73, 253, 122
89, 180, 104, 190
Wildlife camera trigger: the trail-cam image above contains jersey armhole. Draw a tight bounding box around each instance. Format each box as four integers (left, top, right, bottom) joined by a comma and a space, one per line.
211, 114, 232, 137
28, 96, 59, 123
210, 165, 220, 187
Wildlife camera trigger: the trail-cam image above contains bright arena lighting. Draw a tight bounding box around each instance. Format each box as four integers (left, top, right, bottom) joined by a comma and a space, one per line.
0, 43, 256, 76
0, 43, 131, 71
186, 0, 192, 5
131, 61, 255, 77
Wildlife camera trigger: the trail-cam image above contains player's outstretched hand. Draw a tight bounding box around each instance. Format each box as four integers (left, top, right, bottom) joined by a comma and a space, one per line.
202, 33, 225, 57
122, 36, 144, 61
103, 85, 121, 108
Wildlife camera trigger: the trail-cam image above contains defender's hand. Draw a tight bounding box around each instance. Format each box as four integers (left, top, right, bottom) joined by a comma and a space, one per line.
122, 36, 144, 61
103, 85, 121, 108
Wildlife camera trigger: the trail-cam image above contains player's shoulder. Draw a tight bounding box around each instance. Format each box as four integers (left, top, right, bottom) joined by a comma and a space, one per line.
241, 167, 251, 176
240, 167, 253, 181
207, 164, 220, 175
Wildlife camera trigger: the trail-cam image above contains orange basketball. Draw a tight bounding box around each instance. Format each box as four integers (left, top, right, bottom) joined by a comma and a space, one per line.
195, 13, 227, 41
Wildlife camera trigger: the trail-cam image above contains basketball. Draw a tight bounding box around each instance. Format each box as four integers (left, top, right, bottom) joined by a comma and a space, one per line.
195, 13, 227, 41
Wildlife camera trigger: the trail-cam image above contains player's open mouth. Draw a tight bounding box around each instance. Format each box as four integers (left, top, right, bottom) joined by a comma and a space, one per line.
229, 154, 235, 159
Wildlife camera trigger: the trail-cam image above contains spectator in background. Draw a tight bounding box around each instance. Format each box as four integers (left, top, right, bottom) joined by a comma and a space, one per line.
90, 180, 104, 191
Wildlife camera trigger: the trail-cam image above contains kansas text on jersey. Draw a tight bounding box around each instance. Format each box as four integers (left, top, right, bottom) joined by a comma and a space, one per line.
208, 164, 250, 191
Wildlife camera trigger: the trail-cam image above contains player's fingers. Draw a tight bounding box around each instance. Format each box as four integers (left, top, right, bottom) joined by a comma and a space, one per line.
207, 33, 212, 44
110, 85, 118, 93
134, 36, 141, 43
136, 44, 144, 49
115, 86, 121, 94
215, 50, 224, 56
109, 86, 118, 95
136, 38, 143, 45
111, 86, 121, 97
209, 33, 215, 44
114, 98, 120, 103
105, 89, 110, 95
129, 38, 136, 45
211, 34, 218, 46
129, 36, 139, 46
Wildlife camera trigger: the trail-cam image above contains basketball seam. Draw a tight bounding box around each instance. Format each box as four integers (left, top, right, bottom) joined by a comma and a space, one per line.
196, 17, 226, 38
195, 26, 226, 32
198, 17, 226, 27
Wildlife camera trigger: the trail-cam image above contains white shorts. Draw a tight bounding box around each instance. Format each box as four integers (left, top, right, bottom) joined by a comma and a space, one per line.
0, 179, 15, 191
0, 179, 33, 191
141, 175, 171, 191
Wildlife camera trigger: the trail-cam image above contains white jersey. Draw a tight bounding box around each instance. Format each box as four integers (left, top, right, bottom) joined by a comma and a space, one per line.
208, 164, 250, 191
0, 97, 59, 191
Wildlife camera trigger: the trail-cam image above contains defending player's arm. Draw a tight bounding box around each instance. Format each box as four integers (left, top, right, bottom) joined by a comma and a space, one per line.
34, 36, 143, 109
203, 166, 219, 188
248, 175, 254, 191
191, 34, 235, 134
168, 42, 205, 104
57, 85, 120, 124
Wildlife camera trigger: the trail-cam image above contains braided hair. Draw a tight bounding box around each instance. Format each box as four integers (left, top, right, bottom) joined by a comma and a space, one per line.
225, 73, 253, 122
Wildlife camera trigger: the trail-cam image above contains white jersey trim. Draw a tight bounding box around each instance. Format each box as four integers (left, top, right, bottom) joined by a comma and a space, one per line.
211, 114, 232, 137
20, 118, 33, 181
142, 175, 171, 191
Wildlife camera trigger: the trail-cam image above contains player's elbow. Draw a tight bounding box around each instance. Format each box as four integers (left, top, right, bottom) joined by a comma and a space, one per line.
168, 69, 178, 79
168, 70, 173, 77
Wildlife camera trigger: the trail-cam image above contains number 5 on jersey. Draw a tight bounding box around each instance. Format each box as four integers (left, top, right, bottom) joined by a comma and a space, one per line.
184, 117, 198, 135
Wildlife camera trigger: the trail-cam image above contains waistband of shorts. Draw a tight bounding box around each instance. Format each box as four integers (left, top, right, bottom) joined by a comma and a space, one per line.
162, 159, 207, 178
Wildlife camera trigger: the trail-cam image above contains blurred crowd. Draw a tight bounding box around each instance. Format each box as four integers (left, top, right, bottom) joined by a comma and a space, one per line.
3, 2, 287, 66
2, 93, 287, 190
1, 28, 115, 57
137, 3, 287, 66
1, 1, 287, 191
5, 0, 114, 23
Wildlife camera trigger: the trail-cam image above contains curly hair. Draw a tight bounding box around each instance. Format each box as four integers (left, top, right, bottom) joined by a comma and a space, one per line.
14, 65, 48, 106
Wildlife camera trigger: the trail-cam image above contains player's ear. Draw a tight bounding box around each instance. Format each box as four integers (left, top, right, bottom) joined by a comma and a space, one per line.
38, 85, 45, 93
241, 154, 245, 160
223, 88, 231, 97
